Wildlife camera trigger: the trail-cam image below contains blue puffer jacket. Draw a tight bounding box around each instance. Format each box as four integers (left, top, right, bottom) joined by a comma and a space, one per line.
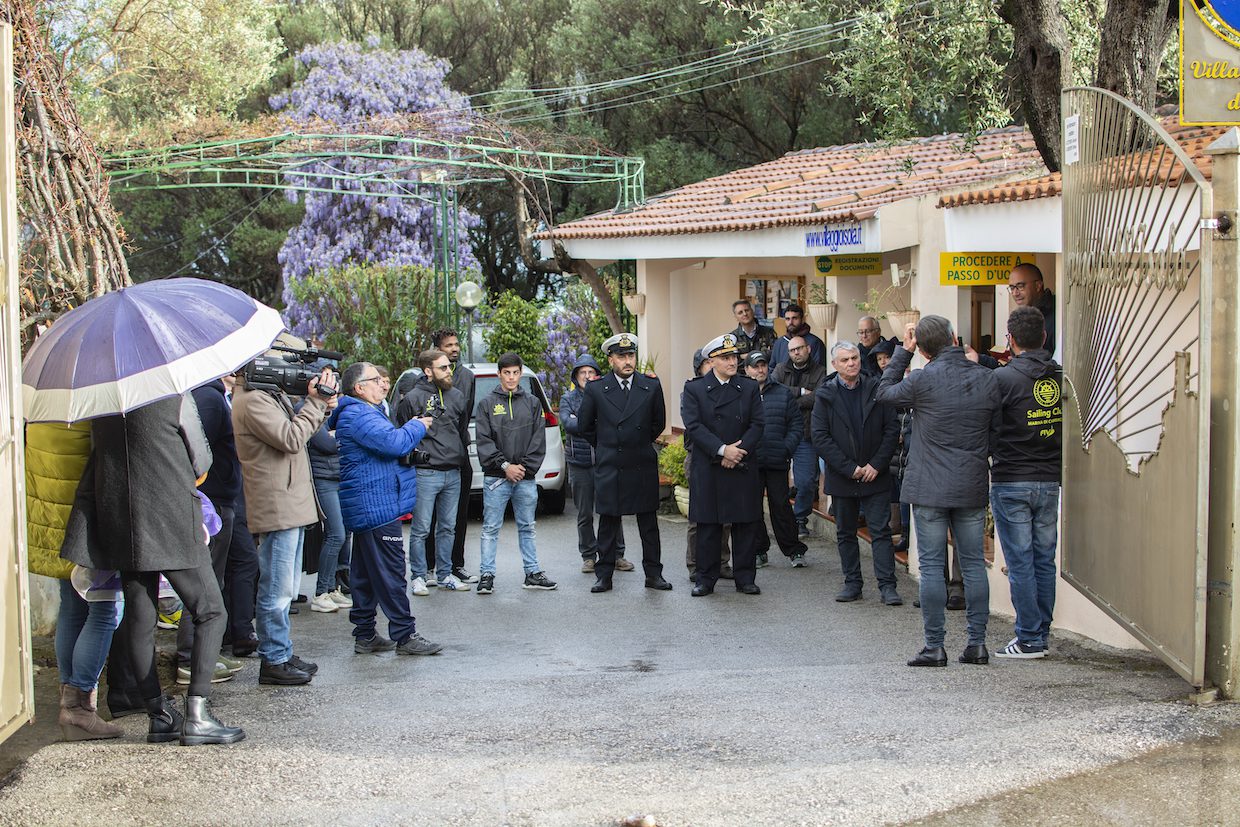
755, 380, 803, 469
327, 395, 427, 533
561, 354, 603, 468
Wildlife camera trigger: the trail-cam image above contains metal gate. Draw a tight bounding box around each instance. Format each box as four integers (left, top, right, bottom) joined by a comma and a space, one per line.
1060, 87, 1211, 686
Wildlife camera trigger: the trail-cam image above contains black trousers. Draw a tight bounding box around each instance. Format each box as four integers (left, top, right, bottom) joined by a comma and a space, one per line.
425, 463, 472, 572
596, 512, 661, 580
123, 563, 226, 698
756, 467, 808, 558
178, 504, 233, 663
696, 520, 761, 588
224, 505, 260, 644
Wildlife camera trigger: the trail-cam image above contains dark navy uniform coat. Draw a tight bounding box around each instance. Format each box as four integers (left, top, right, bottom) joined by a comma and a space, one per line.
680, 372, 765, 525
577, 371, 666, 516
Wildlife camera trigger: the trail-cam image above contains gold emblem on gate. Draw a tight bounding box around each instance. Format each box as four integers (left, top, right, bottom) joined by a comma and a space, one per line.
1033, 378, 1060, 408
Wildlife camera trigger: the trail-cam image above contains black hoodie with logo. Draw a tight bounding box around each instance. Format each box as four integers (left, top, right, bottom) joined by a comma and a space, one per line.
991, 349, 1062, 483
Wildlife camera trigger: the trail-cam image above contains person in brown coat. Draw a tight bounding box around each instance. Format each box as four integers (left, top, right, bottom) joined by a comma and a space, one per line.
62, 394, 244, 745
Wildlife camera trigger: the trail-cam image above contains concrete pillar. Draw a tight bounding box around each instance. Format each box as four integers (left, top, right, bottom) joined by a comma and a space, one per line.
1205, 129, 1240, 699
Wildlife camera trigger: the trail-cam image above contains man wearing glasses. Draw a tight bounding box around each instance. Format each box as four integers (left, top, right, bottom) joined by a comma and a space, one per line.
856, 317, 887, 378
1007, 263, 1056, 357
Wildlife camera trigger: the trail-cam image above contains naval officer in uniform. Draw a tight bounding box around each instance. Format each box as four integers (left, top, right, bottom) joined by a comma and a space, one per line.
576, 333, 673, 593
681, 334, 765, 596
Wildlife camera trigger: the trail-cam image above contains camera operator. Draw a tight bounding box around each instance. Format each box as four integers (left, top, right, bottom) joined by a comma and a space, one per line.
232, 360, 338, 687
330, 362, 444, 657
396, 350, 471, 593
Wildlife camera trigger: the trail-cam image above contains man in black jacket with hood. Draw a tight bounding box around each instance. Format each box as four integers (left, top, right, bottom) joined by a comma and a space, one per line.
990, 307, 1062, 659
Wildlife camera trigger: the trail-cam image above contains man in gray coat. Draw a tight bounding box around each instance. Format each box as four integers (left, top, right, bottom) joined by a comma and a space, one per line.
876, 315, 1001, 668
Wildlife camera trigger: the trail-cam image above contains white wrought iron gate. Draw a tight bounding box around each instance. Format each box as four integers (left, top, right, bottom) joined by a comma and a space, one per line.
1060, 87, 1211, 686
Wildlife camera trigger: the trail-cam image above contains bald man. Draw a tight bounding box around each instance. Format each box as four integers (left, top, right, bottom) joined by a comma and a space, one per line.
1007, 263, 1056, 357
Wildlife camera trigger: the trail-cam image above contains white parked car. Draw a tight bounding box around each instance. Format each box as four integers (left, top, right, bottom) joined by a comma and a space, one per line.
389, 362, 567, 513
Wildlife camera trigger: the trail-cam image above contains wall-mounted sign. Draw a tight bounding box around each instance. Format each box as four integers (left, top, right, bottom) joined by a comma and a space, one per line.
939, 252, 1036, 286
815, 254, 883, 276
1182, 0, 1240, 125
804, 221, 865, 254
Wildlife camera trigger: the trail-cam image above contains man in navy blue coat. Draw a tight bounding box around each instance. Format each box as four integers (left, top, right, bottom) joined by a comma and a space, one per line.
681, 334, 766, 596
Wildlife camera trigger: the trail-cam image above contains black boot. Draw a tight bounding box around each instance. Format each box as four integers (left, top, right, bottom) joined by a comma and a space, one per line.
181, 696, 245, 746
144, 694, 185, 744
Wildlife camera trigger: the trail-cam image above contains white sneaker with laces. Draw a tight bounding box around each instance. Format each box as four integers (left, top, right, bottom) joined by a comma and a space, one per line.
411, 577, 429, 596
439, 574, 472, 592
327, 588, 353, 608
994, 638, 1046, 659
310, 593, 339, 613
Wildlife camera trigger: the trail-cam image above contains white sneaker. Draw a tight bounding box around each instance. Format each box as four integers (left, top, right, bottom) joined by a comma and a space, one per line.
411, 577, 429, 596
439, 574, 472, 592
310, 593, 339, 613
327, 588, 353, 608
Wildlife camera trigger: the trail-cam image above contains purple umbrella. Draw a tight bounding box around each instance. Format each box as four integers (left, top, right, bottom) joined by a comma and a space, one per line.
22, 278, 284, 423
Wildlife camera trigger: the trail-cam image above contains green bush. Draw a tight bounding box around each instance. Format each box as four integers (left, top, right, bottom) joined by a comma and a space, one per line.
483, 291, 548, 372
658, 436, 689, 487
288, 263, 441, 375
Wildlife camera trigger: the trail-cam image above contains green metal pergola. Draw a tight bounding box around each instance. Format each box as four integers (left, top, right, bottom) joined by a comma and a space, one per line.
102, 130, 645, 319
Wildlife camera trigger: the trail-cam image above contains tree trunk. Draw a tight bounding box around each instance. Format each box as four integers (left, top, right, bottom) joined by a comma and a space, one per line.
999, 0, 1073, 173
1094, 0, 1177, 114
510, 176, 624, 334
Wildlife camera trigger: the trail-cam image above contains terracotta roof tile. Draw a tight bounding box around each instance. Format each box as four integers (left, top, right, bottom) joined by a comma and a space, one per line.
937, 118, 1228, 209
540, 126, 1044, 240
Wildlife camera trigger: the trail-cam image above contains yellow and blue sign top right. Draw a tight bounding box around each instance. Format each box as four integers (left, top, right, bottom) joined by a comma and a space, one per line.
1182, 0, 1240, 124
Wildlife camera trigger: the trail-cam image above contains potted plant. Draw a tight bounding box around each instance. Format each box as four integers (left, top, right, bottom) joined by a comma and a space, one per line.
855, 286, 919, 336
805, 281, 838, 332
658, 436, 690, 517
622, 292, 646, 316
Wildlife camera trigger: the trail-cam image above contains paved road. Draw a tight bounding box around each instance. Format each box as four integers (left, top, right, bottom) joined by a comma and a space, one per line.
2, 508, 1238, 826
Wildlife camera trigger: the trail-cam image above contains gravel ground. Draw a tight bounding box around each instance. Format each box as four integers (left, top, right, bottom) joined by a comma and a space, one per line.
2, 508, 1237, 826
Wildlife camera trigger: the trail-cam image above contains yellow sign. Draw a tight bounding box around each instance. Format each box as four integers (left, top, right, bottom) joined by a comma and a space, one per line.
815, 254, 883, 276
1181, 0, 1240, 125
939, 252, 1035, 286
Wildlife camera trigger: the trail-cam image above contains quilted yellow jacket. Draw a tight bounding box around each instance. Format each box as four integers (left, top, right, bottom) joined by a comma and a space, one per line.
25, 421, 91, 579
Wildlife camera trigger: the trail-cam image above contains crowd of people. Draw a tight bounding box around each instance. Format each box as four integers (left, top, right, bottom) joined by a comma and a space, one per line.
26, 264, 1061, 747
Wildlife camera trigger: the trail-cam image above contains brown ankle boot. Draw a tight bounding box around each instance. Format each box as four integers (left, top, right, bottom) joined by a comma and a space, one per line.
59, 685, 122, 741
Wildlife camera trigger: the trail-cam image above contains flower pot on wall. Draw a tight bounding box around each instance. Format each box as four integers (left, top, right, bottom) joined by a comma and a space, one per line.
807, 302, 837, 333
887, 309, 921, 336
673, 485, 690, 517
623, 293, 646, 316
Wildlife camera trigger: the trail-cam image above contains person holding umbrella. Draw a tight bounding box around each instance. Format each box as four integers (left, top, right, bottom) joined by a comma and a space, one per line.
24, 277, 288, 744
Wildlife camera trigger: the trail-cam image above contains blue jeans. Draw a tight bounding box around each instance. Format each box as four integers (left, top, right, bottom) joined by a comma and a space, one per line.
56, 579, 122, 692
991, 482, 1060, 648
913, 505, 989, 648
313, 478, 348, 596
480, 477, 540, 575
256, 526, 304, 664
791, 439, 818, 521
408, 468, 461, 580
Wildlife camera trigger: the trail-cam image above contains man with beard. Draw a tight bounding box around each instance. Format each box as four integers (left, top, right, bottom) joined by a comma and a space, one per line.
397, 349, 471, 594
682, 334, 766, 596
1007, 263, 1057, 358
576, 334, 671, 593
426, 328, 478, 585
770, 304, 826, 368
772, 335, 830, 538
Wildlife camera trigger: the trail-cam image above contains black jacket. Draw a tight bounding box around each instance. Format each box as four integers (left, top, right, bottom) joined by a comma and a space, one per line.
192, 380, 241, 508
576, 371, 666, 515
1035, 290, 1057, 358
396, 376, 468, 469
812, 375, 899, 497
731, 322, 776, 356
875, 346, 1001, 508
681, 372, 765, 524
889, 407, 913, 480
755, 381, 802, 470
771, 358, 828, 441
992, 349, 1062, 483
306, 418, 341, 482
561, 385, 595, 468
474, 384, 546, 478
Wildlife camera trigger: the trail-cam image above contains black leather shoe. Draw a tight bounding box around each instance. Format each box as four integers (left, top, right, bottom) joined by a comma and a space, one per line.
288, 654, 318, 676
946, 594, 966, 611
880, 587, 904, 607
590, 577, 613, 593
180, 695, 245, 746
959, 644, 990, 665
907, 646, 948, 667
645, 577, 673, 590
691, 584, 714, 597
835, 587, 863, 602
231, 637, 259, 658
143, 694, 184, 743
736, 583, 761, 595
259, 659, 311, 686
